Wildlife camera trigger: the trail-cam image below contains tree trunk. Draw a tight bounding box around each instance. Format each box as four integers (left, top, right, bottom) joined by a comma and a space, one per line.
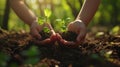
2, 0, 10, 30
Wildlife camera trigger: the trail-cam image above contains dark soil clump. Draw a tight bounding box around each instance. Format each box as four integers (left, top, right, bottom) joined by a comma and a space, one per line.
61, 31, 77, 41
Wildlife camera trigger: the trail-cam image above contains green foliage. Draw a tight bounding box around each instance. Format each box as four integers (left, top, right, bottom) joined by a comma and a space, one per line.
110, 26, 120, 35
54, 19, 66, 32
44, 8, 52, 19
43, 27, 50, 33
38, 8, 52, 33
38, 17, 45, 25
54, 18, 71, 32
44, 8, 52, 24
0, 0, 120, 31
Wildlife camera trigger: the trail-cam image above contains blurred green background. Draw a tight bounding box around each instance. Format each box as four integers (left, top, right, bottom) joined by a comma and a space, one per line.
0, 0, 120, 32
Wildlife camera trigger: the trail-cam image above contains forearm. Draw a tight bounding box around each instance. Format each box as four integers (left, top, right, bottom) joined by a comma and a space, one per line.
76, 0, 101, 26
10, 0, 37, 26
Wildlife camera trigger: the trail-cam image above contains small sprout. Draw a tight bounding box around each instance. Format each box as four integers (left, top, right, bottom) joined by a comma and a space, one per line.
38, 8, 52, 33
65, 17, 71, 24
54, 19, 67, 32
44, 8, 52, 18
38, 17, 45, 25
43, 27, 50, 33
44, 8, 52, 23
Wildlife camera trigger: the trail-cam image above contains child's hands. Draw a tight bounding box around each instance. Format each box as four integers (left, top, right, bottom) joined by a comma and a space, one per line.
32, 22, 57, 45
68, 20, 86, 43
30, 21, 43, 39
32, 20, 87, 47
65, 20, 87, 45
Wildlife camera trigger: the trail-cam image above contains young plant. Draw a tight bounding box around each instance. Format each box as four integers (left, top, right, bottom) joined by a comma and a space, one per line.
38, 16, 45, 26
54, 18, 71, 33
44, 8, 52, 23
54, 19, 66, 32
38, 8, 52, 33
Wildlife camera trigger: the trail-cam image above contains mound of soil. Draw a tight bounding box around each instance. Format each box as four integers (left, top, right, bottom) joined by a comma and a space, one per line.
0, 29, 120, 67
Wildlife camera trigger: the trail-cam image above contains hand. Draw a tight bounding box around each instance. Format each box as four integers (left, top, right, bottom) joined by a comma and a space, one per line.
62, 20, 87, 46
31, 22, 56, 45
30, 21, 43, 39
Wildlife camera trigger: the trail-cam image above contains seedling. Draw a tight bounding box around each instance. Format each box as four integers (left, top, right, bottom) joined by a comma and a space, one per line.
38, 8, 52, 33
54, 19, 65, 32
54, 18, 71, 33
44, 8, 52, 23
38, 17, 45, 25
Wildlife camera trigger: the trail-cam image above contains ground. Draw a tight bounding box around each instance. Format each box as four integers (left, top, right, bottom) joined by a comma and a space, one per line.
0, 29, 120, 67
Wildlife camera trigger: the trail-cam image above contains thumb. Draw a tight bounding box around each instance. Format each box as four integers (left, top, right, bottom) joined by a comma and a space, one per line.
31, 29, 41, 40
76, 31, 86, 44
51, 29, 56, 35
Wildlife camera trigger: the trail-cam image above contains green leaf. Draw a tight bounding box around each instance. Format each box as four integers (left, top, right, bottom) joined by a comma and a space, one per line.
44, 8, 52, 18
65, 17, 71, 23
55, 19, 62, 22
38, 17, 45, 25
43, 27, 50, 33
54, 19, 67, 32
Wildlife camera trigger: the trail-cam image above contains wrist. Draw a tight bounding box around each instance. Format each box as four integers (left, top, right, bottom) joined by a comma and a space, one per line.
75, 18, 88, 27
28, 17, 38, 26
30, 21, 38, 29
29, 17, 38, 26
75, 19, 87, 27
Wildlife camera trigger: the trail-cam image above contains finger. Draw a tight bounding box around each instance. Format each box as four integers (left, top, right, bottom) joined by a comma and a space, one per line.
50, 34, 57, 42
37, 25, 43, 32
56, 33, 62, 40
31, 29, 41, 39
44, 23, 53, 30
50, 29, 56, 35
50, 33, 62, 42
64, 40, 75, 46
60, 39, 75, 46
44, 23, 56, 35
48, 23, 53, 30
76, 32, 86, 44
34, 38, 51, 45
67, 22, 74, 32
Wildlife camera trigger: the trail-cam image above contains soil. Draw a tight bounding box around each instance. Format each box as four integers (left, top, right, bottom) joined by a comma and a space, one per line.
0, 29, 120, 67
